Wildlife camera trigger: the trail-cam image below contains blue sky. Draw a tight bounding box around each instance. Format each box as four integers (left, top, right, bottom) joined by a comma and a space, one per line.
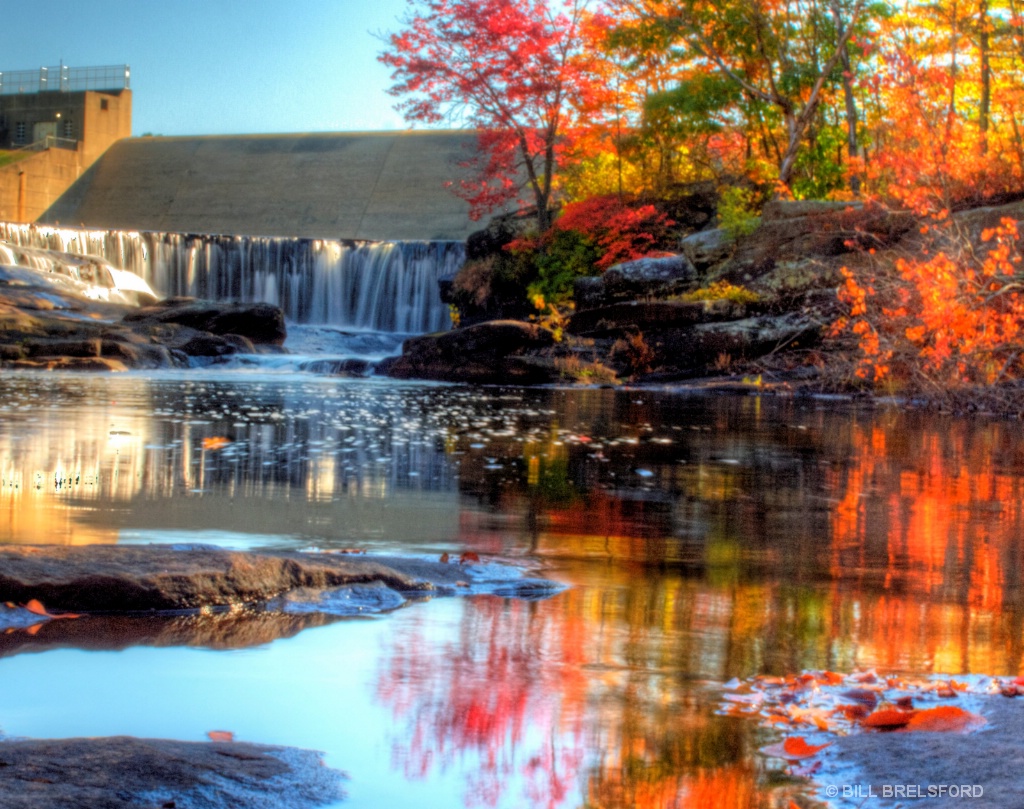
1, 0, 422, 136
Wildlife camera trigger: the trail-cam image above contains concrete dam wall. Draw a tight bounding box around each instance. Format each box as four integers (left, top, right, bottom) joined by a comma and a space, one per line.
39, 130, 480, 241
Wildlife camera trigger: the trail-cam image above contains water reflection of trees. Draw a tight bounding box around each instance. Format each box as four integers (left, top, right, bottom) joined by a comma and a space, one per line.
383, 395, 1024, 805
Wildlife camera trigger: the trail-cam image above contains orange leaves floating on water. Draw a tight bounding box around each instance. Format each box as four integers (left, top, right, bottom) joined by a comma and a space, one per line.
201, 436, 231, 451
904, 706, 985, 733
207, 730, 235, 743
439, 552, 450, 563
760, 736, 832, 760
862, 708, 914, 730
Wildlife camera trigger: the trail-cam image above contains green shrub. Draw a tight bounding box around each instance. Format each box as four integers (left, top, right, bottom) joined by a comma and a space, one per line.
679, 281, 760, 305
718, 186, 762, 239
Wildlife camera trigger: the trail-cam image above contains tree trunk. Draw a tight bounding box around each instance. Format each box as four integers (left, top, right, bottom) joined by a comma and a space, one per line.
833, 1, 861, 193
979, 0, 991, 150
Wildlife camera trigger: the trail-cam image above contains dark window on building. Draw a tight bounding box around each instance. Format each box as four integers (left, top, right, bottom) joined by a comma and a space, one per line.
63, 120, 73, 138
100, 98, 109, 111
15, 122, 25, 143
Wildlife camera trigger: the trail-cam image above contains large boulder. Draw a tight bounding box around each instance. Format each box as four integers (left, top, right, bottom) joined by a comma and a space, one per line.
574, 254, 700, 311
381, 320, 557, 384
122, 297, 287, 346
602, 254, 699, 298
0, 544, 563, 616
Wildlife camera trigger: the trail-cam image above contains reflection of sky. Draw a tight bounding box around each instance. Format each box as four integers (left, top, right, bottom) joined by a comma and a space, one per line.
0, 600, 510, 809
7, 375, 1024, 806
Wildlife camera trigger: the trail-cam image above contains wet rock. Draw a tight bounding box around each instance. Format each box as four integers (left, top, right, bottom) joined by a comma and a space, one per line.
0, 545, 565, 615
382, 320, 557, 384
178, 332, 241, 358
0, 736, 346, 809
0, 545, 427, 613
299, 358, 373, 377
122, 297, 287, 346
21, 337, 102, 358
9, 356, 131, 372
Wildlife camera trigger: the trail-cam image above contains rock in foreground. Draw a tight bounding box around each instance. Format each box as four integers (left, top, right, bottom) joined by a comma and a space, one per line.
0, 544, 564, 616
0, 736, 345, 809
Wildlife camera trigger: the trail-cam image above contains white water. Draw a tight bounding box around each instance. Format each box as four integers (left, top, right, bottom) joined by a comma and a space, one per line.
0, 223, 461, 335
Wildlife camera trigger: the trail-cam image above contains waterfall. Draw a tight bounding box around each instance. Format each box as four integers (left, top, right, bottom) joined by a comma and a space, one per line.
0, 224, 462, 334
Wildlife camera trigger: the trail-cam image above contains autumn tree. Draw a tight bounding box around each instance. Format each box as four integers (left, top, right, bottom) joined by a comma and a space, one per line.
607, 0, 868, 194
379, 0, 609, 231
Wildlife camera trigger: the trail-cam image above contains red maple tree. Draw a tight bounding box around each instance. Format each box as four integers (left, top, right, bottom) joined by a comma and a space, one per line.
379, 0, 609, 230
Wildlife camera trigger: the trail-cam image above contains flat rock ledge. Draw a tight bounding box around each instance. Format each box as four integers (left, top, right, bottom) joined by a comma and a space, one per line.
0, 544, 564, 617
0, 735, 345, 809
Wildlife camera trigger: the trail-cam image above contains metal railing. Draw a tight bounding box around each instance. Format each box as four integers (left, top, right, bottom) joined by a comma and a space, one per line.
15, 135, 79, 152
0, 64, 130, 95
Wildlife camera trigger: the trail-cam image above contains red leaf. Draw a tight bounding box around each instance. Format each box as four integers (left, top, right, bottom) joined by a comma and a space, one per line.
760, 736, 832, 760
207, 730, 235, 743
863, 708, 914, 729
439, 552, 450, 563
904, 706, 985, 733
459, 551, 481, 564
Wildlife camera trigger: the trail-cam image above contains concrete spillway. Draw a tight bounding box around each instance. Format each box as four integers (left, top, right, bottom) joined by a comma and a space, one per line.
39, 130, 480, 242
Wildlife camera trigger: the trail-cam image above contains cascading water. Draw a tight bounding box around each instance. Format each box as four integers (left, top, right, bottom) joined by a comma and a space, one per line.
0, 224, 460, 333
0, 223, 464, 371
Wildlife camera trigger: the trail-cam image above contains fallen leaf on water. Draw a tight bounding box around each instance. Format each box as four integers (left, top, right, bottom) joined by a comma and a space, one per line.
904, 706, 986, 733
862, 708, 914, 729
25, 623, 42, 636
201, 436, 231, 451
25, 599, 48, 617
207, 730, 235, 743
459, 551, 480, 564
439, 552, 450, 563
760, 736, 832, 760
841, 688, 879, 707
24, 599, 81, 620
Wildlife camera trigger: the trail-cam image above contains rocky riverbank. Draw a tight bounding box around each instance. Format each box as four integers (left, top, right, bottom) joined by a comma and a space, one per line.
387, 197, 1024, 394
0, 268, 287, 371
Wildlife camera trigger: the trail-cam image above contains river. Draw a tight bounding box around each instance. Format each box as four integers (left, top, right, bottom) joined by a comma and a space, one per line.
0, 370, 1020, 807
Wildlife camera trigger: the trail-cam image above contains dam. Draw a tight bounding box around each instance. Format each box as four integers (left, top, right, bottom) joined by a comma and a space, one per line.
39, 130, 480, 242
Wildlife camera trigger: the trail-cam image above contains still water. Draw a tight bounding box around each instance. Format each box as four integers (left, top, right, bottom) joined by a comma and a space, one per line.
1, 371, 1022, 808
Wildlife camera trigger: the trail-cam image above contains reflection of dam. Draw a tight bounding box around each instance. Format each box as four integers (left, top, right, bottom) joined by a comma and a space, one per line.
0, 375, 460, 545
